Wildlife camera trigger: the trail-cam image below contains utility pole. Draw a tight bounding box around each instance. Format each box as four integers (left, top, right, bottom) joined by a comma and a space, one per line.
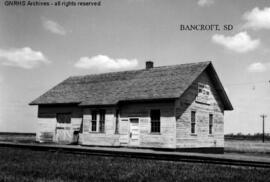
260, 114, 267, 143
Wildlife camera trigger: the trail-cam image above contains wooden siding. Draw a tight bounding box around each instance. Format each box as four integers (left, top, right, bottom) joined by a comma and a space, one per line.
79, 107, 120, 146
120, 102, 176, 149
79, 101, 176, 149
175, 71, 224, 148
37, 105, 82, 143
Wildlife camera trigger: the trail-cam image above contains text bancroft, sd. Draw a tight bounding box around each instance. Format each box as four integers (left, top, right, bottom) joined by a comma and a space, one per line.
180, 24, 233, 31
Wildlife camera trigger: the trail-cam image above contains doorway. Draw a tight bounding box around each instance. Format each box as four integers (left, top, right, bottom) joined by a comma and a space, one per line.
55, 113, 73, 144
129, 118, 140, 146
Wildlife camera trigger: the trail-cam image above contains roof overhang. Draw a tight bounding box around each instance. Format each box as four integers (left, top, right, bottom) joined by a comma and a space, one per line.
117, 97, 177, 104
29, 102, 81, 106
205, 63, 233, 111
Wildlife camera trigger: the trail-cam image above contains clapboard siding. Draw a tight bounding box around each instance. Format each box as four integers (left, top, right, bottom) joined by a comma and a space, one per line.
79, 107, 120, 146
79, 134, 120, 146
120, 102, 176, 148
175, 71, 224, 148
79, 101, 176, 148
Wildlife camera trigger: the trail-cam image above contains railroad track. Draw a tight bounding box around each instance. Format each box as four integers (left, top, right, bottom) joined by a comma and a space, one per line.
1, 142, 270, 168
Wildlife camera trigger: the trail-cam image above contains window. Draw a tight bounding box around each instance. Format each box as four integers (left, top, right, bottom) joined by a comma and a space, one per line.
151, 110, 160, 133
56, 113, 71, 124
115, 110, 119, 134
99, 109, 105, 133
191, 111, 196, 134
91, 111, 97, 132
91, 110, 106, 133
209, 114, 213, 134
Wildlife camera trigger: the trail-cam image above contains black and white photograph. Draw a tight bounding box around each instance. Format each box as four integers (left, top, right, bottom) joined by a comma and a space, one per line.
0, 0, 270, 181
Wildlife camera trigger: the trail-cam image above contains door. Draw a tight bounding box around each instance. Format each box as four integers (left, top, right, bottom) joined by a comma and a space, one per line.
56, 113, 73, 144
56, 126, 73, 144
129, 118, 140, 146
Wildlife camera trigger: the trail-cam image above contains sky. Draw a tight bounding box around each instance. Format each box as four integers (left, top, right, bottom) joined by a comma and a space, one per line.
0, 0, 270, 134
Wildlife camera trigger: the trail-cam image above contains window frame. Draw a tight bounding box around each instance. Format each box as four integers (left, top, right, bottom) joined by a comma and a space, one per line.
99, 109, 105, 133
90, 109, 106, 133
115, 109, 119, 134
191, 111, 196, 134
150, 109, 161, 133
209, 114, 213, 135
91, 110, 97, 132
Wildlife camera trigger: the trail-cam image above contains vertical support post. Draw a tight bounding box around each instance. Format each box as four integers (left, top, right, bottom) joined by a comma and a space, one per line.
263, 116, 265, 143
260, 114, 267, 143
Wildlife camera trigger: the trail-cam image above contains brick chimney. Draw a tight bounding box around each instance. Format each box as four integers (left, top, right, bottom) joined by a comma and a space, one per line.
146, 61, 154, 70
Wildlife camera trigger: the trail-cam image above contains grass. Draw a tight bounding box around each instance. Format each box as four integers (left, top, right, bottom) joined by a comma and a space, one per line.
0, 148, 270, 182
225, 139, 270, 154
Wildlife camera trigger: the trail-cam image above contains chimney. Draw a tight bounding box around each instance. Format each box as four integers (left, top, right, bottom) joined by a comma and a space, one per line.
146, 61, 154, 70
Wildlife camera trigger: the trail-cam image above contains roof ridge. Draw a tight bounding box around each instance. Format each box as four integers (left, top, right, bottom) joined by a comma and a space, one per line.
69, 69, 142, 79
69, 61, 212, 79
152, 61, 211, 69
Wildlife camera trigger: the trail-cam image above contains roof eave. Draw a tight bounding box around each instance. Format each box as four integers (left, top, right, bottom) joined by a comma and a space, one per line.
207, 63, 233, 111
118, 97, 178, 104
78, 103, 117, 107
79, 97, 178, 107
29, 102, 81, 106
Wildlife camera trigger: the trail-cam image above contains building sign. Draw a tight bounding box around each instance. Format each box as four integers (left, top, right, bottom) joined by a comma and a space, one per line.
196, 83, 210, 104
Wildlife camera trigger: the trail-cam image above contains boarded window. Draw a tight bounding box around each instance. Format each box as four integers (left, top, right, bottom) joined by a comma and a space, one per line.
191, 111, 196, 134
56, 113, 71, 124
115, 110, 119, 134
151, 110, 160, 133
91, 111, 97, 132
99, 109, 105, 133
209, 114, 213, 134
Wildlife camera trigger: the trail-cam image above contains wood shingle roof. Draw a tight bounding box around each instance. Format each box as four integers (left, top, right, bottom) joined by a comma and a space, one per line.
30, 61, 233, 110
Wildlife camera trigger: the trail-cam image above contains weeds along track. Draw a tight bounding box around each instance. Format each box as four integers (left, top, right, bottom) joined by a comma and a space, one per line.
1, 142, 270, 168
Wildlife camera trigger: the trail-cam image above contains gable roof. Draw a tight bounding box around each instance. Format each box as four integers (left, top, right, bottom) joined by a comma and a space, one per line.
29, 61, 233, 110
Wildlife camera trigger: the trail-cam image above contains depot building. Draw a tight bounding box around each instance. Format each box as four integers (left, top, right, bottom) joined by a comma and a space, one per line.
30, 61, 233, 153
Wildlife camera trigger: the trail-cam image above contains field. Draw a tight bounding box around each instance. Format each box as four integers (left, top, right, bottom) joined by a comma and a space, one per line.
0, 147, 270, 182
0, 132, 36, 143
225, 139, 270, 154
